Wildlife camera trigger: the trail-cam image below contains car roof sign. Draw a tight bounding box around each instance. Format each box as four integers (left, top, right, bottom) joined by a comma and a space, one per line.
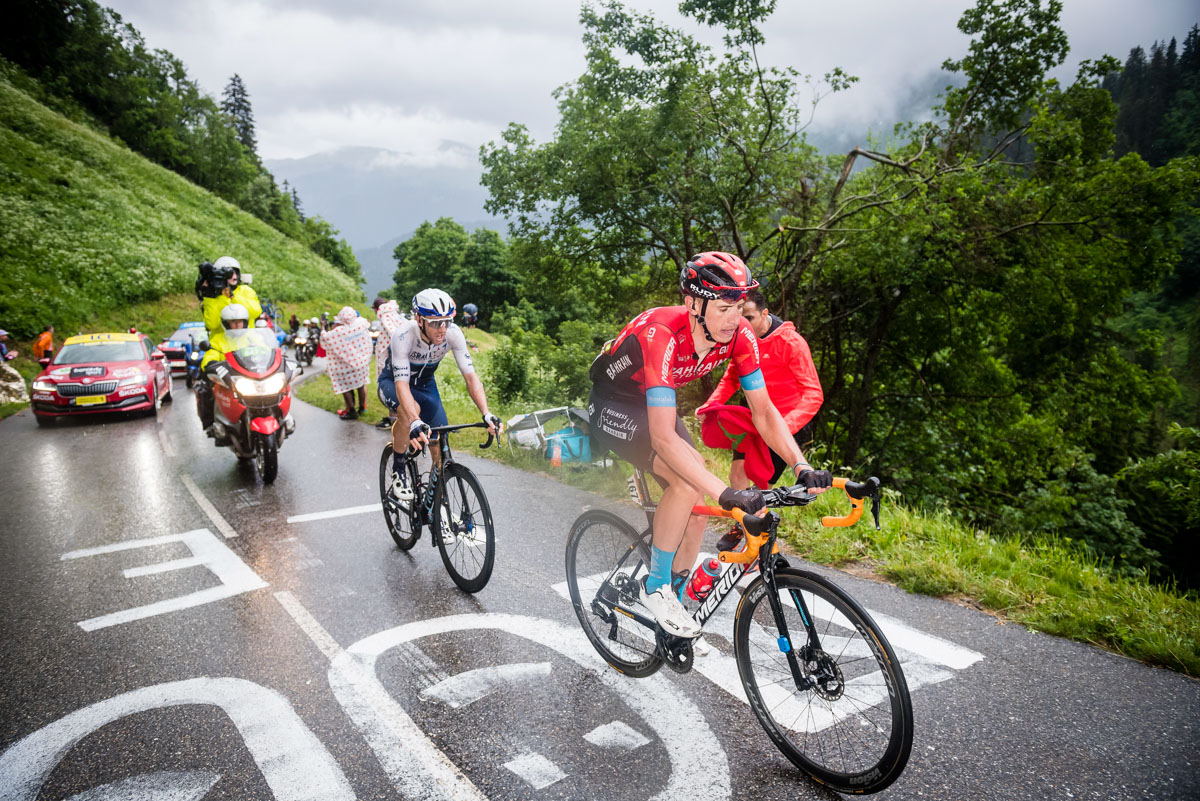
63, 333, 142, 345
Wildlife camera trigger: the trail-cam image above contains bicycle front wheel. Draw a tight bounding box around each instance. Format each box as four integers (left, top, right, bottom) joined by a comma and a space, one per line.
564, 510, 662, 678
734, 569, 913, 794
379, 443, 421, 550
432, 462, 495, 593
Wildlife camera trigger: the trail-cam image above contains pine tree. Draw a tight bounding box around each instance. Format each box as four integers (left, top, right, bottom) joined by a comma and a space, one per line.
292, 186, 305, 223
220, 73, 257, 156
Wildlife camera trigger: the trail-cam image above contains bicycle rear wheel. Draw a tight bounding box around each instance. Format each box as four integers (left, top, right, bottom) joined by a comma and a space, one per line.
564, 510, 662, 678
433, 462, 495, 593
733, 569, 912, 794
379, 443, 421, 550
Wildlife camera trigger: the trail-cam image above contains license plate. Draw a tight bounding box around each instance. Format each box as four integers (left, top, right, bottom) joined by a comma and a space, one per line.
75, 395, 107, 406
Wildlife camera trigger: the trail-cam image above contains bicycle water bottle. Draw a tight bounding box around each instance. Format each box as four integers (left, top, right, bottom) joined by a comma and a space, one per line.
687, 558, 721, 601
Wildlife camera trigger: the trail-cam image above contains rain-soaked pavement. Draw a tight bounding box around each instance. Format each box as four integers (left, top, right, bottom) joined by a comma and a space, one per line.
1, 366, 1197, 800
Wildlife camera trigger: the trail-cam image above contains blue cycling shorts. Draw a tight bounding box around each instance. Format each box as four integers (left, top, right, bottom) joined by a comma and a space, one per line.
377, 361, 448, 432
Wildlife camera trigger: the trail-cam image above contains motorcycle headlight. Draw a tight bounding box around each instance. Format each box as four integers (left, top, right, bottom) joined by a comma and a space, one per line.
119, 373, 150, 386
33, 379, 55, 392
234, 374, 287, 396
188, 351, 203, 362
295, 336, 307, 345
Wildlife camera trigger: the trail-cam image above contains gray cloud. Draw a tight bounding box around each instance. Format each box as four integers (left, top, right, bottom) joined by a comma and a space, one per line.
106, 0, 1198, 162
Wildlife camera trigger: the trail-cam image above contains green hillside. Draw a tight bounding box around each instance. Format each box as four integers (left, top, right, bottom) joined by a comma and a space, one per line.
0, 72, 362, 339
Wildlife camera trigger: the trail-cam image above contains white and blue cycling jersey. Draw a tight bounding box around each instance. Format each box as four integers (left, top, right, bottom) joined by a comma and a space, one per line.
386, 319, 475, 386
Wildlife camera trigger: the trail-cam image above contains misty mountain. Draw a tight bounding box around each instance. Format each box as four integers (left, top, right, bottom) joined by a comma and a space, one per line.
264, 146, 504, 296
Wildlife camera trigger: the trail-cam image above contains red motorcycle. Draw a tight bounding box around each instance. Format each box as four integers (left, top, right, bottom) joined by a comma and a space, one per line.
203, 329, 297, 483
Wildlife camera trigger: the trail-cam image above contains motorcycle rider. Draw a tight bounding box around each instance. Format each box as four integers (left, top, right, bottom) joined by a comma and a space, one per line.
196, 303, 250, 434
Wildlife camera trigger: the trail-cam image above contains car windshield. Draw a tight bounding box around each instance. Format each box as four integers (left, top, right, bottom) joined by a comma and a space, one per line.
166, 326, 205, 342
53, 342, 144, 364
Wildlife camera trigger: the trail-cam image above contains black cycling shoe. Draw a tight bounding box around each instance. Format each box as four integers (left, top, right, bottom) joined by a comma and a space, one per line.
375, 417, 393, 429
715, 525, 743, 553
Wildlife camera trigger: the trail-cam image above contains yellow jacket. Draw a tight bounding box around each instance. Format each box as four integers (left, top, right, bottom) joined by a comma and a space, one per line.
202, 285, 263, 340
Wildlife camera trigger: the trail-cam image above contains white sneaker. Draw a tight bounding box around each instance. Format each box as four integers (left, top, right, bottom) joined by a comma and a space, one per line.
642, 583, 702, 639
692, 635, 712, 657
389, 471, 414, 503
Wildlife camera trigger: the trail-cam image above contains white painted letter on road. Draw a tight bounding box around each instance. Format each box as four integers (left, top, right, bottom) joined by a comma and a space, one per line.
61, 528, 268, 631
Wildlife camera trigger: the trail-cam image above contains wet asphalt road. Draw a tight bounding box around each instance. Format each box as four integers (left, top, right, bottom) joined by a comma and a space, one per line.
0, 368, 1197, 801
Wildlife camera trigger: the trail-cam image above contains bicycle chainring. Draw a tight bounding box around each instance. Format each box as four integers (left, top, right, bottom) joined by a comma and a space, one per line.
656, 629, 694, 674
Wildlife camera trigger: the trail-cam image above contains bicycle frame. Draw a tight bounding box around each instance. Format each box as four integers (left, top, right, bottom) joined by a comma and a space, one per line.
408, 422, 496, 502
615, 469, 881, 684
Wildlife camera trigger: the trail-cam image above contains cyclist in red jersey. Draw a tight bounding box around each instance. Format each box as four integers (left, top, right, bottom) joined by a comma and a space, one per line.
589, 252, 832, 638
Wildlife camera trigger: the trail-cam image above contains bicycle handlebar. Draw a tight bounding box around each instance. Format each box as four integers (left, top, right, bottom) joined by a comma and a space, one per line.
427, 421, 496, 450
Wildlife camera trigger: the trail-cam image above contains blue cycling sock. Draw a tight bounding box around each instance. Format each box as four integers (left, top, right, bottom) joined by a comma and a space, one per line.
645, 545, 675, 594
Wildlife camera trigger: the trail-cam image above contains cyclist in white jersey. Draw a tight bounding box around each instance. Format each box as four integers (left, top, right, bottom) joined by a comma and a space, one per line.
378, 288, 501, 500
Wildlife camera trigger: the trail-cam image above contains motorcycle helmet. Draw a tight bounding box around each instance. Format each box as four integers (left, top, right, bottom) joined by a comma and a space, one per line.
412, 288, 455, 319
221, 303, 250, 330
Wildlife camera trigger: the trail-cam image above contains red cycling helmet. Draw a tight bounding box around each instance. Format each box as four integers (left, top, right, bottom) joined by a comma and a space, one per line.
680, 252, 759, 301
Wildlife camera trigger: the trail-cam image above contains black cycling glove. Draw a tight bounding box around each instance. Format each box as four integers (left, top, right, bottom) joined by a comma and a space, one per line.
719, 487, 766, 514
796, 468, 833, 491
409, 420, 431, 440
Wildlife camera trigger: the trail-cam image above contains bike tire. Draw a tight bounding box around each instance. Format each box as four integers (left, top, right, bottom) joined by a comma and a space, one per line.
564, 509, 662, 678
432, 462, 495, 593
379, 443, 421, 550
255, 432, 278, 484
733, 568, 912, 794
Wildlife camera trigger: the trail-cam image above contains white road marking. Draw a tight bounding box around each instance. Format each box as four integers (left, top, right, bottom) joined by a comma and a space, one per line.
422, 663, 551, 709
0, 678, 355, 801
584, 721, 650, 750
122, 556, 204, 579
156, 426, 175, 459
555, 557, 985, 721
274, 591, 344, 661
286, 503, 382, 524
333, 613, 730, 801
62, 770, 219, 801
503, 751, 566, 790
62, 529, 267, 631
181, 474, 238, 538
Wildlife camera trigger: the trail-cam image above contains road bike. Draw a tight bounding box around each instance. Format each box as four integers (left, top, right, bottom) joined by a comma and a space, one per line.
564, 469, 913, 794
379, 422, 496, 593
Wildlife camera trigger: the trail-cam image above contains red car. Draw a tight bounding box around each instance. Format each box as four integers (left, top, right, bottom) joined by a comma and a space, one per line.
31, 332, 173, 426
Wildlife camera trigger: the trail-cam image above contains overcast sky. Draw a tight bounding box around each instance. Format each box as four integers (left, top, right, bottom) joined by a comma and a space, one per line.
105, 0, 1197, 164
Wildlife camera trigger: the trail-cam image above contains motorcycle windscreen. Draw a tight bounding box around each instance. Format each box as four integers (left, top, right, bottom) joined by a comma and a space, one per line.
224, 329, 282, 378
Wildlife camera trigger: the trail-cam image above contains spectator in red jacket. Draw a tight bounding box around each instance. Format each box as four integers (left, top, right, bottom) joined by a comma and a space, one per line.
699, 288, 823, 549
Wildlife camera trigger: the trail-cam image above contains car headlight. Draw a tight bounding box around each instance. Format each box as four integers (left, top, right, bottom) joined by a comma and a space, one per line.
234, 374, 287, 396
33, 379, 55, 392
119, 373, 150, 387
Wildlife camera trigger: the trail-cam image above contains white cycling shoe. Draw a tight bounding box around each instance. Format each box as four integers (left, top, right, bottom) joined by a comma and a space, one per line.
642, 582, 702, 639
389, 472, 414, 504
691, 635, 712, 657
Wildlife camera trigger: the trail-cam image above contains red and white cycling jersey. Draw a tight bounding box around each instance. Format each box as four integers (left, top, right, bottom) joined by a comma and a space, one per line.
590, 306, 762, 404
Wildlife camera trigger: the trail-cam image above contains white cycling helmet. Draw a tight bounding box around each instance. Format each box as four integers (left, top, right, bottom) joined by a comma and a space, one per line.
412, 288, 455, 319
220, 303, 250, 329
214, 256, 241, 273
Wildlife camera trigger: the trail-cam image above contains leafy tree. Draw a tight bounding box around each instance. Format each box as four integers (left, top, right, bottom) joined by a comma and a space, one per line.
220, 72, 256, 157
392, 218, 470, 302
390, 219, 518, 325
481, 0, 853, 298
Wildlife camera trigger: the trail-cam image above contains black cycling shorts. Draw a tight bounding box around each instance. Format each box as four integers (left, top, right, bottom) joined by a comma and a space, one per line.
588, 391, 695, 480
